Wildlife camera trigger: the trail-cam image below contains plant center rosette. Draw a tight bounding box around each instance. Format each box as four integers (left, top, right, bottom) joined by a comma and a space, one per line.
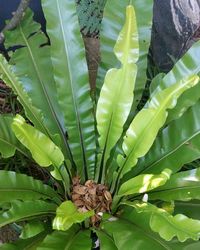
71, 177, 112, 226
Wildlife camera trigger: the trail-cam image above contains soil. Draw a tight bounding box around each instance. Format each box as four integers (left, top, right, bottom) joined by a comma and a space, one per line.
0, 225, 19, 244
0, 79, 21, 114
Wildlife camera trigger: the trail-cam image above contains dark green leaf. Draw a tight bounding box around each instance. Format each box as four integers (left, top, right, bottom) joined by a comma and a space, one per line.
96, 230, 117, 250
0, 115, 28, 158
4, 10, 70, 159
0, 232, 48, 250
122, 205, 200, 250
124, 201, 200, 242
0, 170, 60, 203
0, 200, 56, 228
0, 55, 46, 135
37, 226, 92, 250
41, 0, 95, 180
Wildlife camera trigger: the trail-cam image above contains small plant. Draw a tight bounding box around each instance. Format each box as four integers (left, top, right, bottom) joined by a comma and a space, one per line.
1, 0, 200, 249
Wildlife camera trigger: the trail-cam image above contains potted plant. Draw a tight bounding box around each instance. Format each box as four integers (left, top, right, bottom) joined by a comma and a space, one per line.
1, 0, 200, 249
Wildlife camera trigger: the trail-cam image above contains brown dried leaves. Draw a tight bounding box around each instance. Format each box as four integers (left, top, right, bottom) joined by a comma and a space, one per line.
71, 177, 112, 226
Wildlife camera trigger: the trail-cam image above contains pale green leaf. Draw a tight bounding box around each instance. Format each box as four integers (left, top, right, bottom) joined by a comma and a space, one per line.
148, 168, 200, 201
151, 40, 200, 124
53, 201, 94, 231
12, 114, 64, 180
41, 0, 95, 180
117, 75, 199, 179
151, 41, 200, 93
96, 5, 139, 179
97, 0, 153, 112
136, 100, 200, 176
118, 168, 172, 197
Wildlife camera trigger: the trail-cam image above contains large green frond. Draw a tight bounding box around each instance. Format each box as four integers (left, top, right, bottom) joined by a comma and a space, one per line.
151, 40, 200, 124
4, 9, 71, 160
117, 75, 199, 180
0, 170, 60, 203
148, 168, 200, 201
0, 200, 57, 228
37, 226, 91, 250
97, 0, 153, 112
41, 0, 95, 180
136, 100, 200, 176
124, 201, 200, 242
96, 5, 139, 181
0, 55, 46, 135
12, 115, 67, 182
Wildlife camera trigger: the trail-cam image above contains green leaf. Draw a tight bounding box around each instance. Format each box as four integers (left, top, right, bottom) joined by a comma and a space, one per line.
0, 232, 48, 250
122, 205, 200, 250
151, 41, 200, 93
174, 200, 200, 221
0, 115, 29, 158
151, 40, 200, 123
96, 230, 117, 250
4, 9, 71, 160
166, 82, 200, 124
101, 217, 170, 250
148, 168, 200, 201
124, 201, 200, 242
136, 99, 200, 176
12, 114, 64, 180
20, 220, 45, 239
0, 170, 60, 203
96, 5, 139, 181
117, 168, 172, 197
0, 54, 48, 137
117, 75, 199, 179
41, 0, 95, 180
0, 200, 56, 228
53, 201, 94, 231
97, 0, 153, 111
37, 227, 92, 250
